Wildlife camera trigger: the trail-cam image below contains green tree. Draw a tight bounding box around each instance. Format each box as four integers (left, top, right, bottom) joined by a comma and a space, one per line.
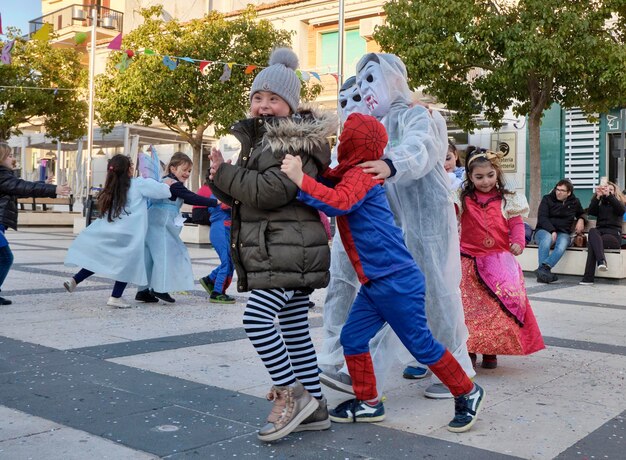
0, 29, 87, 142
96, 6, 321, 190
375, 0, 626, 215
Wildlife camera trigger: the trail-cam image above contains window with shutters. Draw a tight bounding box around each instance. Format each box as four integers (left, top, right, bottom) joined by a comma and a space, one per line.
564, 109, 600, 189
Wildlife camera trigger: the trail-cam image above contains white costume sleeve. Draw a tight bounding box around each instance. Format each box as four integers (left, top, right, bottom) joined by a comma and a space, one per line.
384, 106, 448, 183
503, 191, 530, 219
134, 177, 172, 200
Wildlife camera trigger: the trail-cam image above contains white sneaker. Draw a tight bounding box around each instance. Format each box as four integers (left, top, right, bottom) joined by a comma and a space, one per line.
424, 382, 453, 399
107, 296, 132, 309
63, 278, 77, 293
579, 280, 594, 286
597, 261, 608, 271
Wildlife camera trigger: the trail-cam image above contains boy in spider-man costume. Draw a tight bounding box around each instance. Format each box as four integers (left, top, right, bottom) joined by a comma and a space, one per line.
281, 113, 485, 433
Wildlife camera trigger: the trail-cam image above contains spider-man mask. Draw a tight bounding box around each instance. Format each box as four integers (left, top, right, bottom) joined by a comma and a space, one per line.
337, 113, 388, 168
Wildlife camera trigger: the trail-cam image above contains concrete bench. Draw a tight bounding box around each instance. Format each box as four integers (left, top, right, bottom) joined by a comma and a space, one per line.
521, 218, 626, 279
180, 223, 211, 245
18, 195, 74, 212
73, 218, 211, 245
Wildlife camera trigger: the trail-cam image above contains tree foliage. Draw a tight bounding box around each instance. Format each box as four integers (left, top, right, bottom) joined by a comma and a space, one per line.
0, 28, 87, 142
375, 0, 626, 214
96, 6, 321, 189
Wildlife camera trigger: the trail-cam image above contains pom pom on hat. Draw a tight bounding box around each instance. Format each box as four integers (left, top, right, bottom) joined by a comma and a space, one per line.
250, 47, 302, 113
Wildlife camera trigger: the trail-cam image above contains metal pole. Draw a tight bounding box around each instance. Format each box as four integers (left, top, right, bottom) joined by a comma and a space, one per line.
86, 6, 98, 194
336, 0, 345, 143
337, 0, 345, 95
617, 109, 626, 190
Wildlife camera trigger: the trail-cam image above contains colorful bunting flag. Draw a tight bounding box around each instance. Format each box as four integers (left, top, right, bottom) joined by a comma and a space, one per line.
144, 49, 155, 55
162, 56, 177, 70
115, 53, 129, 73
219, 63, 232, 82
244, 65, 257, 74
310, 72, 321, 81
108, 33, 122, 50
179, 57, 195, 63
330, 73, 339, 83
0, 13, 3, 35
199, 60, 211, 75
300, 71, 310, 82
1, 40, 14, 65
74, 32, 87, 45
32, 23, 52, 42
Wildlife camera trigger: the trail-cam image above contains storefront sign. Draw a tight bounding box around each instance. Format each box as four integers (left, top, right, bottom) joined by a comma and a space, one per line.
490, 132, 517, 172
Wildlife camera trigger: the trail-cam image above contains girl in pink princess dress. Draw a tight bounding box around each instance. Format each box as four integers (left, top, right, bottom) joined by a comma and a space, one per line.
454, 148, 545, 370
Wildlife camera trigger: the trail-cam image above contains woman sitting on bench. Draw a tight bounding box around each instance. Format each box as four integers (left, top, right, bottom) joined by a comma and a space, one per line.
579, 181, 626, 285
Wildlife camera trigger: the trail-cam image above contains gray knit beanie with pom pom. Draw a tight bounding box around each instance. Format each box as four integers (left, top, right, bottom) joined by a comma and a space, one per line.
250, 47, 301, 113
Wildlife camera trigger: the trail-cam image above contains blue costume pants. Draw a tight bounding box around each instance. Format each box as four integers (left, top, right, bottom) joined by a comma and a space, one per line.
208, 222, 234, 294
0, 245, 14, 291
340, 267, 445, 366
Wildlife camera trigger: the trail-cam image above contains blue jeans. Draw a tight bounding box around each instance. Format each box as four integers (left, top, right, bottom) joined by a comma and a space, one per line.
0, 244, 14, 291
535, 229, 571, 268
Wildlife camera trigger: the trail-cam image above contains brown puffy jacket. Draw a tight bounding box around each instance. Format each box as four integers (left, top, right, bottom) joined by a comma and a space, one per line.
211, 108, 335, 292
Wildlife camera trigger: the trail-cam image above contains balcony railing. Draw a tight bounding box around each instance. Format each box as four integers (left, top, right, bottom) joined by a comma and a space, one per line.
29, 4, 123, 37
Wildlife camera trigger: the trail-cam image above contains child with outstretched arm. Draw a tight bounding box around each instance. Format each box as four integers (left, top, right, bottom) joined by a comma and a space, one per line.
281, 113, 486, 432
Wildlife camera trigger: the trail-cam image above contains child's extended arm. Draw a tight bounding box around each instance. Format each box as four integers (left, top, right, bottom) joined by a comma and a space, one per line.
508, 215, 525, 255
136, 177, 172, 200
213, 148, 301, 211
0, 174, 67, 199
170, 182, 218, 207
281, 154, 379, 217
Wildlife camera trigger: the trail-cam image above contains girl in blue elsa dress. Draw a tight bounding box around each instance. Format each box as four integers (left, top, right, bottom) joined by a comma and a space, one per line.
136, 152, 217, 303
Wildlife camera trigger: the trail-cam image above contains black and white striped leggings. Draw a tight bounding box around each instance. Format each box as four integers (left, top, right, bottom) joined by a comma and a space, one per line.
243, 288, 322, 399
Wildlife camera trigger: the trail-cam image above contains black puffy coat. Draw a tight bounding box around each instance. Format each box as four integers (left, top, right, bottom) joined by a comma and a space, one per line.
587, 194, 626, 234
536, 190, 586, 234
211, 108, 334, 292
0, 166, 58, 230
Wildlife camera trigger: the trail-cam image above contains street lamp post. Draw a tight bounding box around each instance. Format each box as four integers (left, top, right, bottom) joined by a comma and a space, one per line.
618, 108, 625, 191
86, 6, 98, 195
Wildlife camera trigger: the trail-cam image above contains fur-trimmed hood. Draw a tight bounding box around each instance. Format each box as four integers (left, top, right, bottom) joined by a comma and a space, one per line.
263, 104, 337, 156
231, 105, 336, 171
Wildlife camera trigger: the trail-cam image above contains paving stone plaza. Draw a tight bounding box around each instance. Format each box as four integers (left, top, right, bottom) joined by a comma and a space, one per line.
0, 228, 624, 459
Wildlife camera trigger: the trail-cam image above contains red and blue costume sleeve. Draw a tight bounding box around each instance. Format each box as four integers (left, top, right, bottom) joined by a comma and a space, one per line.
298, 168, 416, 284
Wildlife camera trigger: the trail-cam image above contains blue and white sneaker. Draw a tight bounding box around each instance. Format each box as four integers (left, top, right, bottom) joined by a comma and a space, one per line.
329, 398, 385, 423
447, 383, 485, 433
402, 365, 429, 380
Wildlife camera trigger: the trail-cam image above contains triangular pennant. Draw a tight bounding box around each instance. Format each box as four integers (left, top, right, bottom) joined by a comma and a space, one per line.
0, 13, 3, 35
310, 71, 321, 81
296, 69, 302, 79
244, 65, 257, 74
1, 40, 15, 65
163, 56, 177, 70
108, 33, 123, 50
115, 53, 129, 73
300, 71, 310, 82
330, 73, 339, 83
179, 57, 195, 63
199, 60, 211, 75
74, 32, 87, 45
32, 23, 52, 42
143, 49, 155, 55
219, 63, 232, 82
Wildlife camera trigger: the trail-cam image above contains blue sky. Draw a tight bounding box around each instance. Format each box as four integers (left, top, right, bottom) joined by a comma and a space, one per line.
2, 0, 42, 36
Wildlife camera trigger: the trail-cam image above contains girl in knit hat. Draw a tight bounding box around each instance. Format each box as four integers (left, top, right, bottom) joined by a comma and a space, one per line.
209, 47, 335, 442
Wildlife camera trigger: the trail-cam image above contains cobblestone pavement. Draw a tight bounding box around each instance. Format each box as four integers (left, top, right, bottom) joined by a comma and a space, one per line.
0, 228, 624, 459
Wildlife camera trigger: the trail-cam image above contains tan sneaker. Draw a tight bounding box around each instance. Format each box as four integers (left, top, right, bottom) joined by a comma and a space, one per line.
292, 396, 330, 432
257, 381, 318, 442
